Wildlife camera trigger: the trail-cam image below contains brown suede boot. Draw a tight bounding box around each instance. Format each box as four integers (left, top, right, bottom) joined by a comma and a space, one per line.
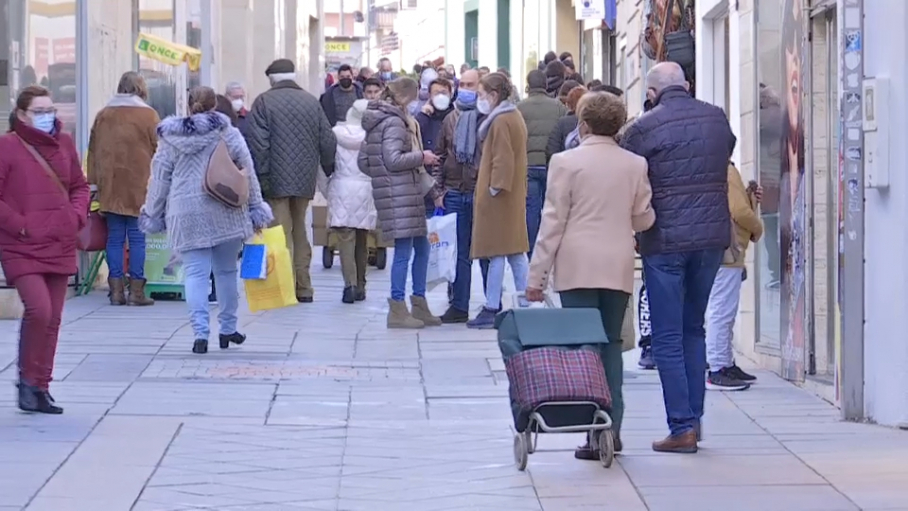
409, 296, 442, 326
387, 298, 424, 329
108, 277, 127, 306
652, 429, 698, 453
127, 278, 155, 306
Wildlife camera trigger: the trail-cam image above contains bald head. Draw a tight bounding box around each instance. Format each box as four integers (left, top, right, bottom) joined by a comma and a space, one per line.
459, 69, 480, 91
646, 62, 688, 96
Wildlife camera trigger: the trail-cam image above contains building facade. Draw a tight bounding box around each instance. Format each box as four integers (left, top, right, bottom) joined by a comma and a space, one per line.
0, 0, 326, 315
618, 0, 908, 428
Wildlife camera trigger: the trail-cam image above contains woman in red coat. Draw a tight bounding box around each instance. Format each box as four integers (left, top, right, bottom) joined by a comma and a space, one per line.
0, 85, 90, 414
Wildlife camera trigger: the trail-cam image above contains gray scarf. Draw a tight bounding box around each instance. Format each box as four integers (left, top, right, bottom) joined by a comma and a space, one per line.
453, 105, 479, 165
478, 101, 517, 143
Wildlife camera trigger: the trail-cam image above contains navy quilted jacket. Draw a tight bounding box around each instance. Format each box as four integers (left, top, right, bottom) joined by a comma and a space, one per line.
620, 87, 736, 255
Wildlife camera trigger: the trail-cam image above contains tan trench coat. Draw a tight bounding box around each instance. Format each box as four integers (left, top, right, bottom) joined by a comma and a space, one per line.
470, 110, 529, 259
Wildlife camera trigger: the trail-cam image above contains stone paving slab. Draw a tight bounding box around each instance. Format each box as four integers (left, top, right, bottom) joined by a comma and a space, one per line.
0, 258, 907, 510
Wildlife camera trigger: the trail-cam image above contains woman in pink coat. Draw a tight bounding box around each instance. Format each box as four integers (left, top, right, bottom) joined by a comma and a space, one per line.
0, 85, 90, 414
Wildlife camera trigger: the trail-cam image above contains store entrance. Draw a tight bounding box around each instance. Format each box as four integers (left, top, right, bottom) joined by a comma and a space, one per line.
807, 6, 840, 390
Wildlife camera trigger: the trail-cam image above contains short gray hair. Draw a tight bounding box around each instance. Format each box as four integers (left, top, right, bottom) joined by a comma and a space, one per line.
224, 81, 244, 95
645, 62, 687, 94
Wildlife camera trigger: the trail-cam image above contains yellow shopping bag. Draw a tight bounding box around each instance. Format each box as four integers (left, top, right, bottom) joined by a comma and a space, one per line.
244, 226, 297, 312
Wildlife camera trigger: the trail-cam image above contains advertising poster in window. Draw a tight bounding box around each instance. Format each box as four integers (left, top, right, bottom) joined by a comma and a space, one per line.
779, 0, 807, 381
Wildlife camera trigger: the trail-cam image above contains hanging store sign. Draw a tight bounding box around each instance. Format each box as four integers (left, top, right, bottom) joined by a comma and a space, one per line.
326, 41, 352, 53
575, 0, 605, 20
134, 33, 201, 72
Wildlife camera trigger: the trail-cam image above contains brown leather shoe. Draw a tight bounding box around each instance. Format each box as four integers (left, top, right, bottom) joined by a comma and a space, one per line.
652, 429, 698, 453
108, 277, 126, 306
127, 278, 154, 306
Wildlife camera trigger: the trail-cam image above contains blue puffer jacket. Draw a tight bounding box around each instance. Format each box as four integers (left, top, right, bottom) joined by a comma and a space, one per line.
620, 86, 736, 255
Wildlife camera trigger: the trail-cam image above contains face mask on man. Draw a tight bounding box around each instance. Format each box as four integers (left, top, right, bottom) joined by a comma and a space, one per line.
381, 71, 392, 80
456, 89, 477, 108
32, 113, 55, 133
231, 99, 244, 112
339, 78, 353, 89
431, 94, 450, 111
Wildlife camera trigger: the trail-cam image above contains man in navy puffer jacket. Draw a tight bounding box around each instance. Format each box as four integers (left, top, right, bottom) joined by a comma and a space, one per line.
620, 62, 735, 454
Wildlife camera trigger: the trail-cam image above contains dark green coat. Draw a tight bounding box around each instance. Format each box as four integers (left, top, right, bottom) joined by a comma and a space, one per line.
517, 90, 567, 167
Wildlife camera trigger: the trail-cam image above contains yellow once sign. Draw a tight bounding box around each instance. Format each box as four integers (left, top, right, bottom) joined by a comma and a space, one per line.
134, 32, 202, 71
326, 42, 351, 53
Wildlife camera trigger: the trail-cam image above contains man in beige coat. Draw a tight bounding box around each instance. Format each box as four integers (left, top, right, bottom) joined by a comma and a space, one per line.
527, 91, 655, 457
705, 163, 763, 391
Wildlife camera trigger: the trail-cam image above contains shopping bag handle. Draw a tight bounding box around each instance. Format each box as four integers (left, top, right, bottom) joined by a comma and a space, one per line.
433, 207, 445, 217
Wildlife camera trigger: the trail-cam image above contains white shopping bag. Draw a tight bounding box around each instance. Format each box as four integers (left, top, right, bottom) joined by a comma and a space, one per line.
426, 212, 457, 290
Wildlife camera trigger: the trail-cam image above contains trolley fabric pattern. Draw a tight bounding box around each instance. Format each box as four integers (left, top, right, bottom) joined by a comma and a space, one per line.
496, 306, 617, 470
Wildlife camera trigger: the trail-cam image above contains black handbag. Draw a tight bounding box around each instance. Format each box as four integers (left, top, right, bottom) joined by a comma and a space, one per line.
663, 0, 695, 70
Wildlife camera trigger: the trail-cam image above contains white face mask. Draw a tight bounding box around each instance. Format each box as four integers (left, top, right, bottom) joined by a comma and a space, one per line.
477, 98, 492, 115
431, 94, 450, 111
231, 99, 244, 112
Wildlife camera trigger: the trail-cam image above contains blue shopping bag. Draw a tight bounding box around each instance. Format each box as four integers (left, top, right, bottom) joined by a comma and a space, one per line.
240, 243, 267, 280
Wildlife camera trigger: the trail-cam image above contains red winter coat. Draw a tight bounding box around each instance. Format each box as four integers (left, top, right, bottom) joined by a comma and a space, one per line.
0, 120, 90, 284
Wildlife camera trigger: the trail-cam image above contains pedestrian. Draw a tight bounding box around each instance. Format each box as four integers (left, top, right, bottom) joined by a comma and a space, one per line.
538, 51, 558, 70
247, 58, 337, 303
460, 62, 472, 75
620, 62, 736, 453
516, 69, 567, 259
526, 90, 655, 458
546, 83, 586, 161
378, 58, 397, 83
358, 77, 442, 329
706, 162, 764, 390
321, 64, 364, 127
565, 85, 623, 152
544, 60, 566, 96
416, 78, 456, 217
409, 67, 438, 116
0, 85, 90, 414
323, 99, 376, 304
224, 81, 249, 137
430, 69, 493, 323
140, 86, 273, 354
356, 66, 373, 84
478, 66, 491, 78
362, 77, 384, 101
445, 64, 459, 88
87, 71, 159, 307
466, 72, 530, 329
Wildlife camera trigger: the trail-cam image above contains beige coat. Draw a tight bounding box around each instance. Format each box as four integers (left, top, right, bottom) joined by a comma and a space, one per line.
724, 163, 764, 267
471, 110, 529, 258
528, 136, 655, 294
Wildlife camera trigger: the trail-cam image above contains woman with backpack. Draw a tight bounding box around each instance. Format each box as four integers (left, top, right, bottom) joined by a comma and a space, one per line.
140, 86, 272, 354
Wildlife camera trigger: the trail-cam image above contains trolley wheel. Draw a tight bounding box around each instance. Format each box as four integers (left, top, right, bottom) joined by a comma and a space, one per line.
374, 247, 388, 270
524, 429, 535, 454
513, 433, 528, 471
367, 254, 377, 266
599, 430, 615, 469
322, 247, 334, 269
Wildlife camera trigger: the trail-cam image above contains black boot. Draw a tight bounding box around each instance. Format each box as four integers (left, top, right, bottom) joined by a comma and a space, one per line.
18, 383, 63, 414
219, 332, 246, 350
342, 286, 356, 304
192, 339, 208, 354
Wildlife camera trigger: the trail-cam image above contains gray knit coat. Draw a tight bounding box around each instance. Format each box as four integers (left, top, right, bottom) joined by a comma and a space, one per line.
139, 111, 273, 253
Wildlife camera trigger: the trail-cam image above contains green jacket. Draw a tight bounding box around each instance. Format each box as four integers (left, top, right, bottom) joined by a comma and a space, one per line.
517, 89, 567, 167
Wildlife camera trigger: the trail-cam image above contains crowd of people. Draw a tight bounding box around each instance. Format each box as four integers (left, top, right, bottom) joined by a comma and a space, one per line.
0, 51, 764, 459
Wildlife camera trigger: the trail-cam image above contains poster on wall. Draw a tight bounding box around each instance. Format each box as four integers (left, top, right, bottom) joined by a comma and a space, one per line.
779, 0, 807, 382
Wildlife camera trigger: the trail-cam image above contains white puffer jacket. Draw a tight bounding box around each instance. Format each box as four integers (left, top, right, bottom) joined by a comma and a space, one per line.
325, 122, 377, 230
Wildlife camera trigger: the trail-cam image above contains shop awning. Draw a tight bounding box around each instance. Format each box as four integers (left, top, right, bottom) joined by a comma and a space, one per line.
134, 33, 201, 72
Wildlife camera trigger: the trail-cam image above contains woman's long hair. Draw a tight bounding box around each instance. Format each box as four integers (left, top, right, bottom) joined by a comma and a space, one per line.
381, 77, 418, 109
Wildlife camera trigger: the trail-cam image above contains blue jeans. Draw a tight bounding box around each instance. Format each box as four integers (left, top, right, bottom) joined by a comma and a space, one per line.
182, 239, 243, 340
485, 253, 529, 310
526, 166, 547, 260
444, 191, 478, 312
105, 213, 146, 279
391, 236, 430, 302
642, 248, 723, 436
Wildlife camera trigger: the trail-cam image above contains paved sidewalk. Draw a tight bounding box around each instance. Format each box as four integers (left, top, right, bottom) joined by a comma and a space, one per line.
1, 259, 907, 511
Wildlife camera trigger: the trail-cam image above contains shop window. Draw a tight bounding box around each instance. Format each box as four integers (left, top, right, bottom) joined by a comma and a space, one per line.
522, 0, 541, 89
187, 0, 201, 89
136, 0, 177, 119
1, 0, 78, 136
756, 0, 808, 380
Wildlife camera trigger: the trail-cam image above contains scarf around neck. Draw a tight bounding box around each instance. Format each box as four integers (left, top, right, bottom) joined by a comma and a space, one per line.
454, 103, 479, 165
478, 101, 517, 143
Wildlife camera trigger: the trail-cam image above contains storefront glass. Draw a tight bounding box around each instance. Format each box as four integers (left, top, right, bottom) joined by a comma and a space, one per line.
756, 0, 807, 381
187, 0, 202, 89
136, 0, 177, 119
522, 0, 541, 86
1, 0, 78, 135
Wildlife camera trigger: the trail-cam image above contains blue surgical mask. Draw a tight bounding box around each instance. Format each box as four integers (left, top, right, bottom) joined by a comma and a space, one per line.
380, 71, 392, 80
456, 89, 477, 107
32, 113, 55, 133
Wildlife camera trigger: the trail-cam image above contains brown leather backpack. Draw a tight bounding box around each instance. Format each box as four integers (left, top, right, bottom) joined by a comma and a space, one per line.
204, 137, 249, 208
